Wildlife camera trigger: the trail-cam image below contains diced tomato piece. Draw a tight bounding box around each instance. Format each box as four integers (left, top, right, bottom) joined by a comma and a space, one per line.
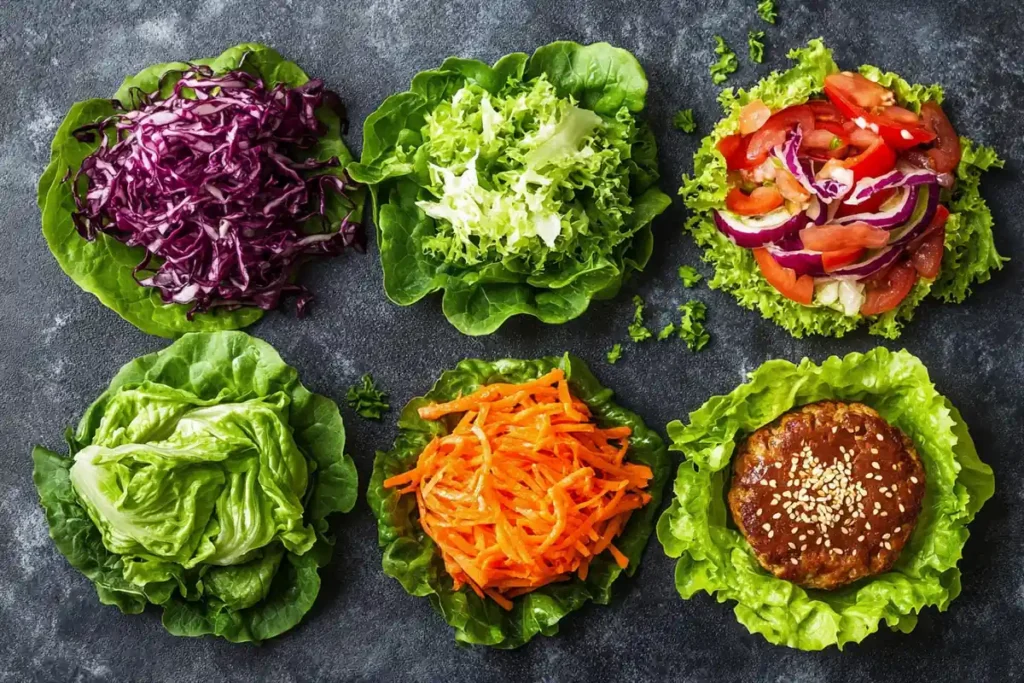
919, 102, 962, 174
717, 134, 759, 171
801, 126, 849, 159
835, 188, 896, 218
861, 259, 917, 315
822, 247, 865, 272
753, 248, 815, 305
725, 186, 785, 216
807, 99, 845, 123
745, 104, 816, 165
910, 226, 945, 279
878, 106, 920, 126
824, 73, 893, 109
775, 168, 810, 203
842, 138, 897, 181
739, 100, 772, 135
824, 74, 936, 151
848, 126, 881, 149
800, 222, 890, 251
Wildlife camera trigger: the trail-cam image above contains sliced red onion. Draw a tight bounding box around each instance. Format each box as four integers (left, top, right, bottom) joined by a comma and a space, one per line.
772, 127, 853, 201
845, 163, 937, 205
833, 186, 918, 229
827, 246, 903, 279
713, 208, 808, 249
765, 244, 824, 276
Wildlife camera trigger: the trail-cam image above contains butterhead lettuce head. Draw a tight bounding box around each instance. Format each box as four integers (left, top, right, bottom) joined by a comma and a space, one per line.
367, 354, 671, 647
349, 42, 671, 335
680, 39, 1004, 339
656, 347, 993, 650
32, 332, 358, 643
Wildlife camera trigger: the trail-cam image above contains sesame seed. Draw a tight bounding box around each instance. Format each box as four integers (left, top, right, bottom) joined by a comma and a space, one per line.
865, 522, 871, 530
832, 426, 838, 434
910, 476, 919, 484
799, 534, 806, 541
791, 558, 799, 565
876, 433, 884, 441
772, 512, 782, 519
884, 541, 891, 549
769, 479, 777, 488
885, 492, 892, 498
871, 448, 879, 455
759, 480, 768, 486
768, 530, 774, 538
880, 511, 888, 517
882, 533, 891, 539
756, 508, 763, 516
895, 526, 902, 533
800, 544, 807, 551
762, 523, 771, 531
816, 537, 823, 545
791, 527, 798, 534
871, 462, 880, 470
834, 548, 844, 555
865, 473, 873, 480
824, 539, 831, 548
857, 535, 865, 542
788, 542, 796, 550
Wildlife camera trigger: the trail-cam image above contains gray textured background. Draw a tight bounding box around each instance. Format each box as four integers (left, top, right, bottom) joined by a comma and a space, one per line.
1, 0, 1022, 681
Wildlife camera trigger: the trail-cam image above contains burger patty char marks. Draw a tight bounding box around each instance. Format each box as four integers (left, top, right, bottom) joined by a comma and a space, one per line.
728, 401, 926, 590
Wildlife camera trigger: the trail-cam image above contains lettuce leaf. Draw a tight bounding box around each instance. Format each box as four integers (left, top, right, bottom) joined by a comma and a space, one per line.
37, 43, 363, 338
367, 354, 670, 647
656, 348, 993, 650
349, 42, 671, 335
32, 331, 358, 643
680, 39, 1004, 338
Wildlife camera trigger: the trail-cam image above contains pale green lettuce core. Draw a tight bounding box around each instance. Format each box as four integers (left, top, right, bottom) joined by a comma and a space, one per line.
656, 348, 994, 650
680, 39, 1004, 338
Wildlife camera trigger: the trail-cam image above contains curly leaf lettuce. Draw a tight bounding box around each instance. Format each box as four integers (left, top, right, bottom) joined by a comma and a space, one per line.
367, 354, 670, 647
680, 39, 1004, 338
37, 43, 363, 338
349, 42, 671, 335
32, 332, 358, 643
656, 348, 993, 650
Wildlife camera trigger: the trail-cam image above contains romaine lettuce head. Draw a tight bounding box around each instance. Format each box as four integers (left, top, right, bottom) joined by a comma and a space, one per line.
656, 348, 994, 650
680, 39, 1005, 339
32, 332, 358, 643
349, 42, 671, 335
367, 354, 671, 647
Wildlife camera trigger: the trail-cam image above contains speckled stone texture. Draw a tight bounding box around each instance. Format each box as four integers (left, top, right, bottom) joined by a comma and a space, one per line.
1, 0, 1022, 680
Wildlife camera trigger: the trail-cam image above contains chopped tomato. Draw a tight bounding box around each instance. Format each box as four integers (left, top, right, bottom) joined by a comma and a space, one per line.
848, 126, 881, 149
801, 125, 849, 159
919, 102, 962, 174
824, 74, 936, 150
753, 248, 814, 305
775, 168, 810, 203
745, 104, 816, 165
860, 259, 917, 315
835, 188, 896, 218
822, 247, 865, 272
880, 106, 920, 126
807, 99, 844, 122
800, 222, 890, 251
842, 138, 897, 181
910, 226, 945, 279
717, 134, 759, 171
739, 100, 772, 135
725, 186, 785, 215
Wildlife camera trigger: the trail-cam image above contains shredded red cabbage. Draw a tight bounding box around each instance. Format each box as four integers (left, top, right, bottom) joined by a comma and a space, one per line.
69, 65, 362, 316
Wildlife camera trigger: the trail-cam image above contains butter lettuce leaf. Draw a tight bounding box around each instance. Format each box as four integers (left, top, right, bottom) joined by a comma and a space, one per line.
32, 331, 357, 643
349, 41, 670, 335
680, 39, 1004, 338
657, 348, 993, 650
37, 43, 363, 338
367, 354, 671, 647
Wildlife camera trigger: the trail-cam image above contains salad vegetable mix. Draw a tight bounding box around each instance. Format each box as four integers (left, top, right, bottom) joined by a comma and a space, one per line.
32, 332, 359, 642
682, 40, 1004, 338
39, 44, 364, 338
368, 355, 670, 647
349, 41, 671, 335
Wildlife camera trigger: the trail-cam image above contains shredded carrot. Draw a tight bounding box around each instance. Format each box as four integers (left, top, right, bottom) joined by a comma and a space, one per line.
383, 369, 653, 610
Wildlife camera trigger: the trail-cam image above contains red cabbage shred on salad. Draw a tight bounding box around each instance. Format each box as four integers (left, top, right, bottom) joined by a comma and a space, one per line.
68, 66, 362, 317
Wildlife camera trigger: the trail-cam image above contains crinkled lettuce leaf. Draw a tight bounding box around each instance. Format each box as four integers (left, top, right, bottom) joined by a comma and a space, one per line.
680, 39, 1004, 339
367, 354, 671, 647
32, 331, 358, 643
38, 43, 363, 338
349, 42, 671, 335
656, 347, 993, 650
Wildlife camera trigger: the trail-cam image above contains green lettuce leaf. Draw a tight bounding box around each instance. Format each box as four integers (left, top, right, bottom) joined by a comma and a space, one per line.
680, 39, 1004, 338
656, 348, 993, 650
32, 331, 358, 643
349, 41, 671, 335
367, 354, 671, 647
37, 43, 364, 338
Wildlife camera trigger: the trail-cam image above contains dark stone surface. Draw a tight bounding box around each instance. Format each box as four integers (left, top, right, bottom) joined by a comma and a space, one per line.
1, 0, 1022, 680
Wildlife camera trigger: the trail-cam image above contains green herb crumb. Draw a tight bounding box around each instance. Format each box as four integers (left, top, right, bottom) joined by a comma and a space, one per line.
757, 0, 777, 24
710, 36, 739, 85
606, 343, 623, 364
678, 266, 703, 288
678, 301, 710, 352
627, 295, 654, 342
748, 30, 766, 64
347, 374, 389, 419
673, 109, 697, 134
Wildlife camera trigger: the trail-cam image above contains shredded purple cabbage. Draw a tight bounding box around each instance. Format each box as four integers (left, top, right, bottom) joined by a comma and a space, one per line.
69, 65, 362, 317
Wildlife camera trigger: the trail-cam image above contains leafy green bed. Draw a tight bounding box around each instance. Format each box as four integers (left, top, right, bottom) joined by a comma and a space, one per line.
32, 332, 358, 643
657, 348, 993, 650
349, 42, 671, 335
38, 43, 363, 338
680, 39, 1004, 338
367, 354, 671, 647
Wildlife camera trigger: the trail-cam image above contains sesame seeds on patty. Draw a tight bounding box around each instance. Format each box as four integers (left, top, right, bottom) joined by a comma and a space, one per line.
728, 401, 926, 590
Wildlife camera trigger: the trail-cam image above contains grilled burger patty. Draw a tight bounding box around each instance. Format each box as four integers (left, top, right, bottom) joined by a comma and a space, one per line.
728, 401, 926, 590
